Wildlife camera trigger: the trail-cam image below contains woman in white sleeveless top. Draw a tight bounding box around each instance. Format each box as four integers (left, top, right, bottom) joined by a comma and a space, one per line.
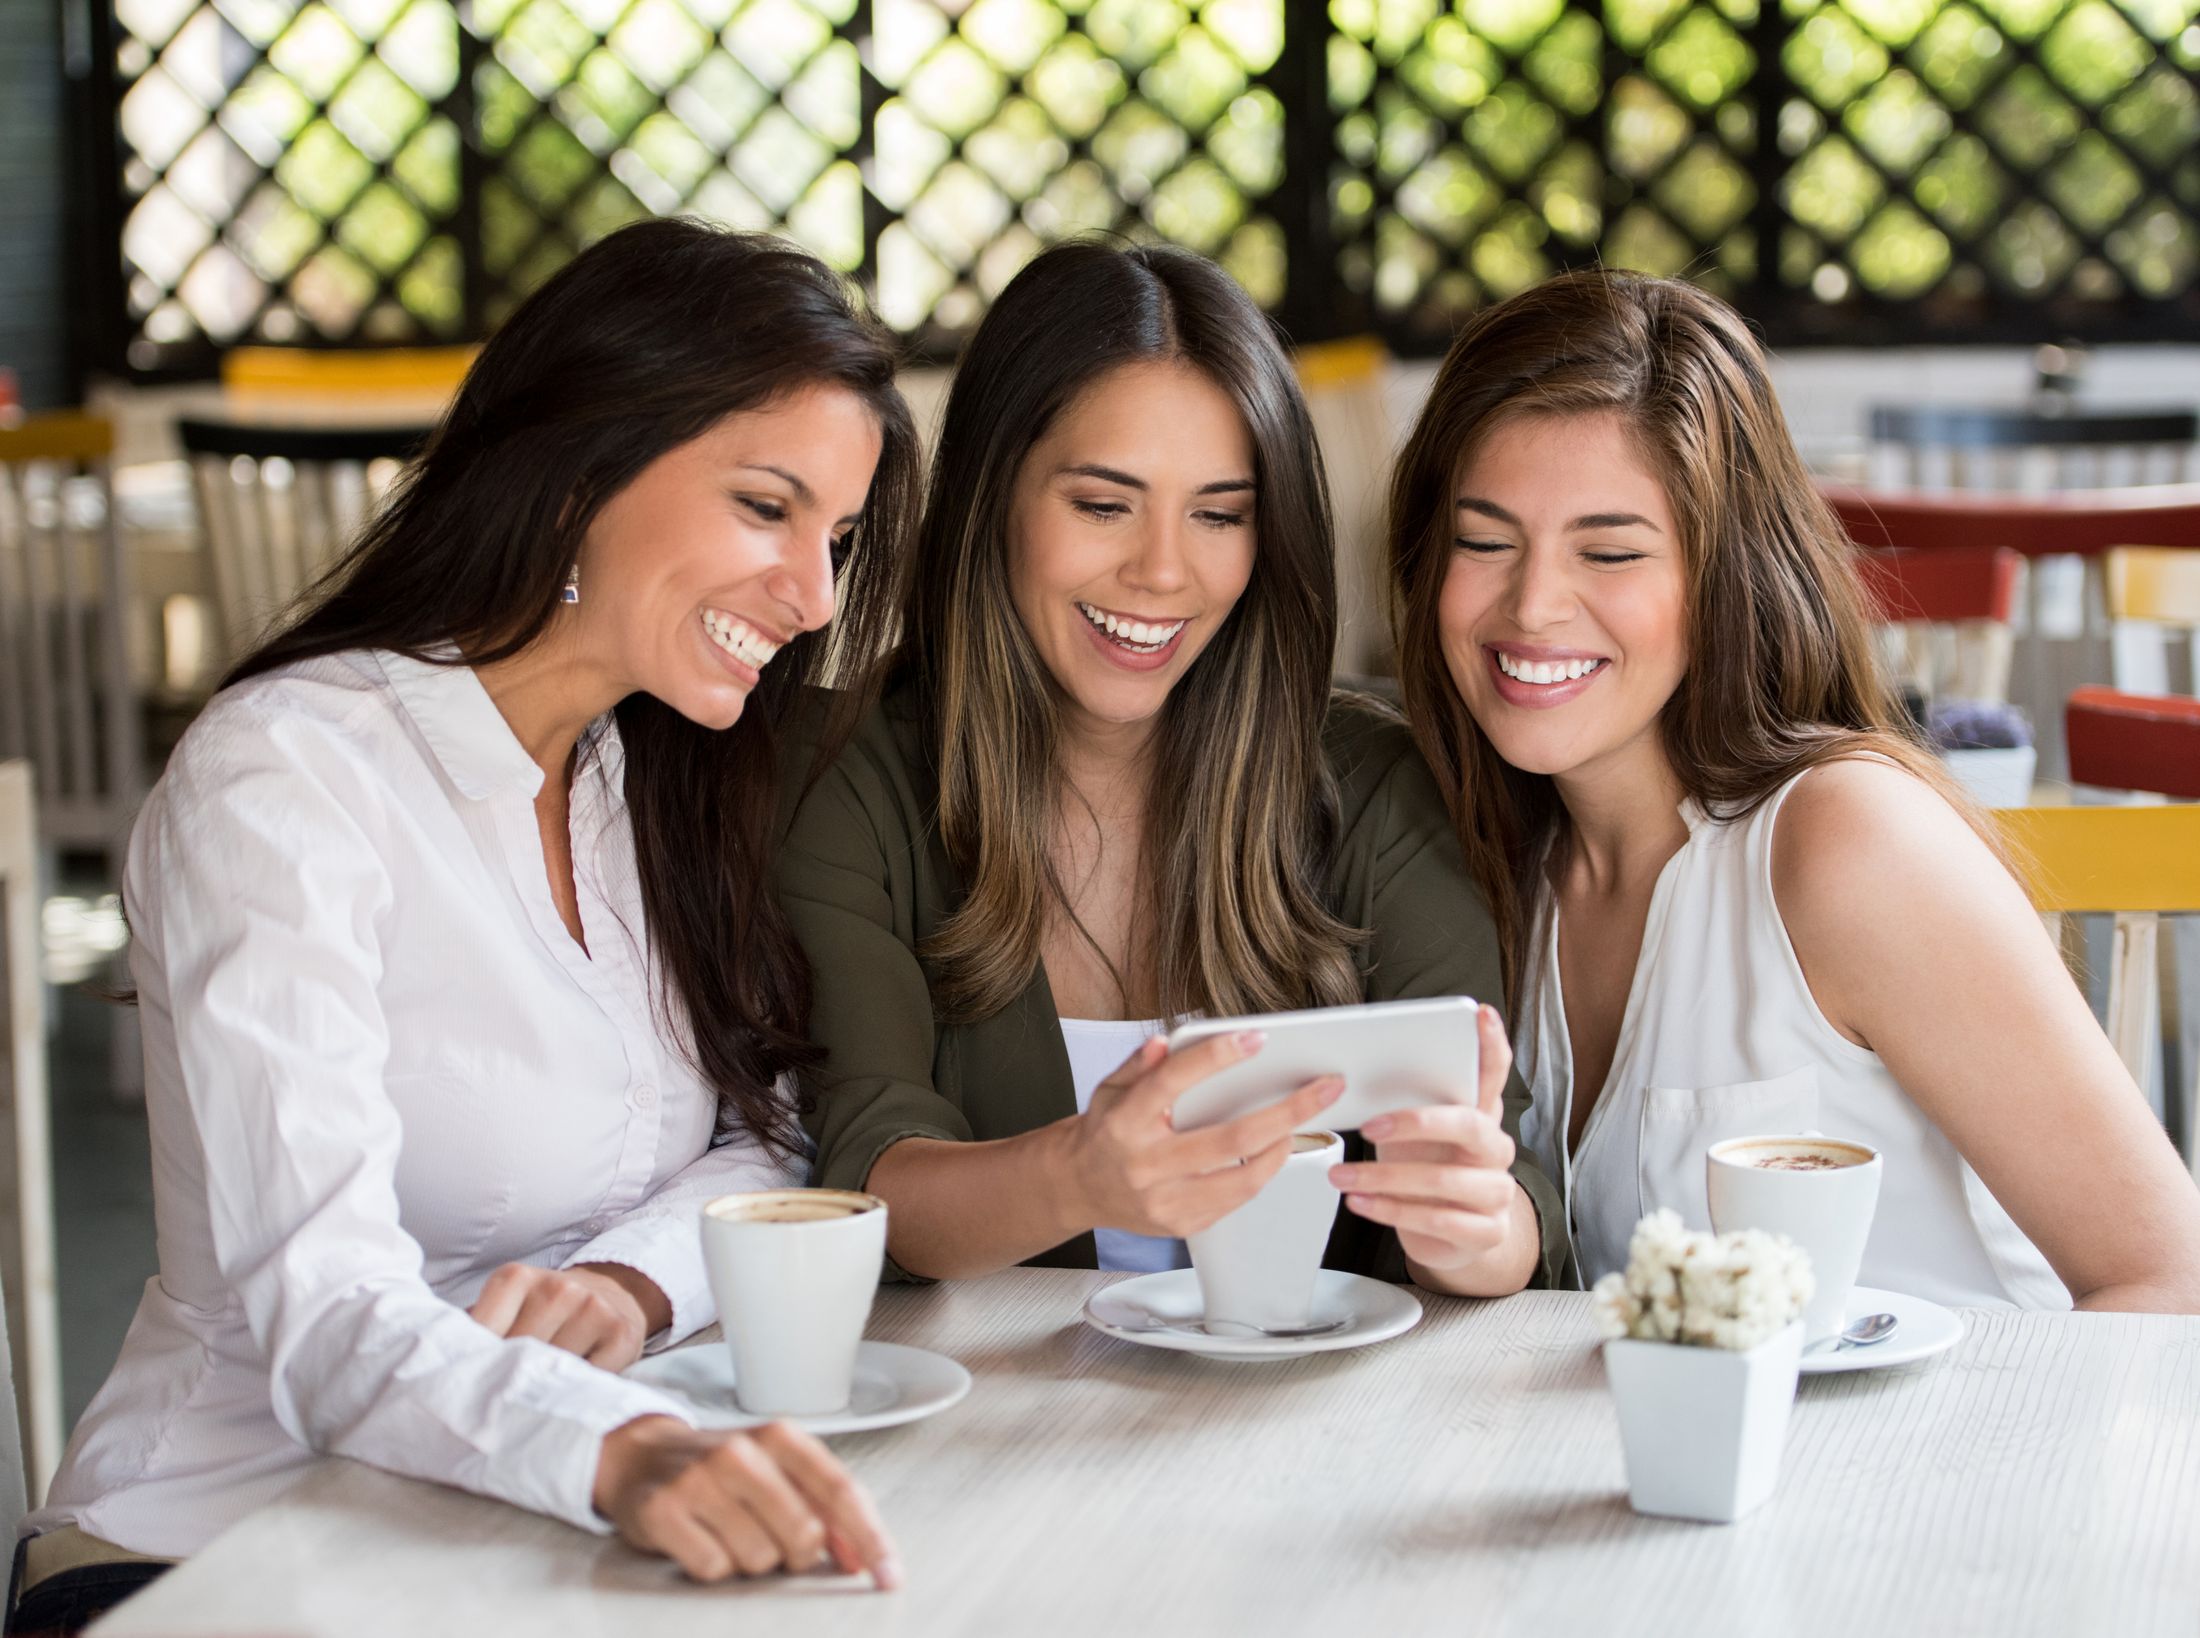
1383, 269, 2200, 1312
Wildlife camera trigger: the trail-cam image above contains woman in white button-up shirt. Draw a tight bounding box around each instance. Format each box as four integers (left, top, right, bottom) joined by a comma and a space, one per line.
19, 220, 922, 1626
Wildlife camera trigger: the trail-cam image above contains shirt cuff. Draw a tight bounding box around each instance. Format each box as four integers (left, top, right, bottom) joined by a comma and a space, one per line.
499, 1343, 695, 1535
564, 1223, 714, 1350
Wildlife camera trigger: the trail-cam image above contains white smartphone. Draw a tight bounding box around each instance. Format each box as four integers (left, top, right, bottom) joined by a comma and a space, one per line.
1164, 995, 1481, 1134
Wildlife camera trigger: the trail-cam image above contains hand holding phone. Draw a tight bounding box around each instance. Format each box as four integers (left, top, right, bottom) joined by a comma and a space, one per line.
1164, 996, 1481, 1133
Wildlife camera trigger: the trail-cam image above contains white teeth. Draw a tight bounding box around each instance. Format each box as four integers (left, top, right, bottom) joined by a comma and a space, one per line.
702, 609, 782, 671
1498, 651, 1604, 685
1077, 602, 1185, 653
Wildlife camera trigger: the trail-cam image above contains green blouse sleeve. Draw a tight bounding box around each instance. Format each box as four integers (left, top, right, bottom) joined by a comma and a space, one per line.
1329, 702, 1574, 1291
776, 712, 971, 1238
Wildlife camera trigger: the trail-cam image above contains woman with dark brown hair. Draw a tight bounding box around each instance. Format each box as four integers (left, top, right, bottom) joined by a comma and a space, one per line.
15, 220, 912, 1635
1387, 268, 2200, 1313
781, 240, 1565, 1293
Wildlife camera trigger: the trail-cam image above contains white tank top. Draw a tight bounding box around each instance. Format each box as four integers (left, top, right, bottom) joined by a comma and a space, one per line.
1058, 1017, 1190, 1274
1517, 768, 2070, 1311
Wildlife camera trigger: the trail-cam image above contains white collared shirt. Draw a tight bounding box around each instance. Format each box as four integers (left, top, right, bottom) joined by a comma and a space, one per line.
29, 650, 800, 1555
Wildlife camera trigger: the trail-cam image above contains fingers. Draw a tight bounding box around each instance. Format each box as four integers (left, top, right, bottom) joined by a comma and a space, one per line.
1343, 1193, 1511, 1252
467, 1263, 531, 1337
1477, 1003, 1513, 1118
698, 1436, 828, 1575
632, 1492, 737, 1582
754, 1422, 903, 1590
1124, 1030, 1268, 1125
1359, 1103, 1513, 1167
1177, 1075, 1343, 1173
1329, 1160, 1519, 1214
506, 1279, 589, 1345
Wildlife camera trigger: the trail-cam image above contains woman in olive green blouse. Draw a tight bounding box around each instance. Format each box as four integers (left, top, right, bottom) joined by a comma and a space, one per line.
779, 241, 1565, 1294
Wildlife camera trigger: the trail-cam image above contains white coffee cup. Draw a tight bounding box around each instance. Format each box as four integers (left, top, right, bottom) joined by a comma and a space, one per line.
1186, 1131, 1344, 1335
699, 1188, 886, 1416
1706, 1135, 1882, 1345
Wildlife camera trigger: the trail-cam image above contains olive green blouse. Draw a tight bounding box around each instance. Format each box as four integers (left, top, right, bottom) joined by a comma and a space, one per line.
777, 684, 1568, 1288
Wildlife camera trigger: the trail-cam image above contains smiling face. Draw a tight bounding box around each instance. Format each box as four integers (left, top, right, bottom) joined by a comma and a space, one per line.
1436, 410, 1690, 787
569, 382, 883, 731
1006, 360, 1258, 743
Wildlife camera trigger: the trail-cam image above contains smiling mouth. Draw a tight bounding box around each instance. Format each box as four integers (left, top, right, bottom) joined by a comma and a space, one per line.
1077, 601, 1188, 656
702, 608, 783, 671
1494, 650, 1607, 686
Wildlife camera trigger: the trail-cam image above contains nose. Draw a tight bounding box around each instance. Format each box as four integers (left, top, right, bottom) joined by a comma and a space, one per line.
767, 527, 838, 635
1121, 512, 1191, 596
1503, 541, 1575, 634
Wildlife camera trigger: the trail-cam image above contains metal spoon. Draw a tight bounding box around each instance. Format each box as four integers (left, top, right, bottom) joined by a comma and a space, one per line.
1810, 1312, 1900, 1355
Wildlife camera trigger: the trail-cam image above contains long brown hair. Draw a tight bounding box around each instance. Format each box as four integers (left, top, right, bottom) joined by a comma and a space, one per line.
229, 219, 920, 1157
904, 240, 1360, 1023
1388, 269, 1975, 1014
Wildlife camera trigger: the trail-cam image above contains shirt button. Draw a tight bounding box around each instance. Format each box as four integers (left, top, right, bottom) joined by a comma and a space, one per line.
584, 1218, 608, 1235
634, 1085, 657, 1108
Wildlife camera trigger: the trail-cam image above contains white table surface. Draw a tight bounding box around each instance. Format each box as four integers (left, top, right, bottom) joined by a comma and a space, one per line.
94, 1273, 2200, 1638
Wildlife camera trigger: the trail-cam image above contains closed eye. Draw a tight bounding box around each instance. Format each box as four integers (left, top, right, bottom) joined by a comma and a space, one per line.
1453, 537, 1514, 554
1193, 508, 1248, 529
736, 494, 788, 525
1583, 549, 1648, 565
1070, 497, 1131, 520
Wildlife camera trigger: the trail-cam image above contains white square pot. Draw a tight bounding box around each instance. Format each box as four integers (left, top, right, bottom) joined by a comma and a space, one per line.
1938, 745, 2037, 808
1603, 1322, 1804, 1523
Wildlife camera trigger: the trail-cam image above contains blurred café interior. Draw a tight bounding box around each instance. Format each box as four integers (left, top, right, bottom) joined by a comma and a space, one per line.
0, 0, 2196, 1617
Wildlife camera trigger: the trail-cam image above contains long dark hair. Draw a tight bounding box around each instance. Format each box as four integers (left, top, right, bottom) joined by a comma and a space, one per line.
229, 218, 920, 1156
1387, 269, 1984, 1015
903, 239, 1359, 1023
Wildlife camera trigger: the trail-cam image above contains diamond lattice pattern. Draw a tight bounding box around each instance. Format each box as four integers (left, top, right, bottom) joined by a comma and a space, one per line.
108, 0, 2200, 365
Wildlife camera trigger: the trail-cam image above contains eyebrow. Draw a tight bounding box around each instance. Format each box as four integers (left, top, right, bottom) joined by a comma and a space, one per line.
739, 464, 815, 508
1456, 497, 1662, 533
1060, 462, 1256, 496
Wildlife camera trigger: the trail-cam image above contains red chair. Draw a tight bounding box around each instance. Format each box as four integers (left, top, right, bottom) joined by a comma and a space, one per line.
1854, 545, 2022, 702
2066, 687, 2200, 801
1825, 484, 2200, 775
1825, 483, 2200, 560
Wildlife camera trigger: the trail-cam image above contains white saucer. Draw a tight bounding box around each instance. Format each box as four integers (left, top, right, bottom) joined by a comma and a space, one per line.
1799, 1286, 1965, 1375
1082, 1268, 1422, 1360
626, 1341, 972, 1434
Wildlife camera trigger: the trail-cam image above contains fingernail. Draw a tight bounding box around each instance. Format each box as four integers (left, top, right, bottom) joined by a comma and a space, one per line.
1329, 1165, 1356, 1187
873, 1555, 906, 1592
1320, 1076, 1345, 1101
1362, 1116, 1394, 1140
1232, 1029, 1266, 1055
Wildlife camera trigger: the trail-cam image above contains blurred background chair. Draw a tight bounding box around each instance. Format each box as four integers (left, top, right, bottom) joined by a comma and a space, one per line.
1855, 544, 2021, 706
178, 418, 431, 661
2104, 547, 2200, 699
0, 416, 142, 883
1827, 484, 2200, 778
219, 345, 476, 409
1296, 337, 1394, 678
1998, 800, 2200, 1175
0, 761, 62, 1501
1867, 404, 2197, 494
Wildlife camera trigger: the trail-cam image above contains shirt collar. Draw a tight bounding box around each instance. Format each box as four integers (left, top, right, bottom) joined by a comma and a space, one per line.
377, 649, 546, 804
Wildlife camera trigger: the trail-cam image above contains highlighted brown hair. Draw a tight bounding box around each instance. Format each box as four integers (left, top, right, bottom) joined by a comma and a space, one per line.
1387, 270, 1979, 1014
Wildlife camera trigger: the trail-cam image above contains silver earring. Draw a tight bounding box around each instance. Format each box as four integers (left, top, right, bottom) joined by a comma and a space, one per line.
560, 562, 580, 605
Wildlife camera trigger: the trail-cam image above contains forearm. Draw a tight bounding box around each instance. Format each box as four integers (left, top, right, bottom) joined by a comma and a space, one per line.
2072, 1280, 2200, 1316
866, 1126, 1089, 1280
1405, 1181, 1541, 1298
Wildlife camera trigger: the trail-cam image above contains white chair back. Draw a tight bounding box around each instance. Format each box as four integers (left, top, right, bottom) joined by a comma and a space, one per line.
0, 762, 60, 1504
177, 417, 426, 659
0, 417, 143, 867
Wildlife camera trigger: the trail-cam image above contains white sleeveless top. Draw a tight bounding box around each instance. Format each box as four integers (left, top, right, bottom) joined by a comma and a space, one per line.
1517, 769, 2070, 1311
1058, 1017, 1191, 1274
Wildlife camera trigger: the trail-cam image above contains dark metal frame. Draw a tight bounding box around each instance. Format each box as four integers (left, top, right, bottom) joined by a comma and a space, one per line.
71, 0, 2200, 381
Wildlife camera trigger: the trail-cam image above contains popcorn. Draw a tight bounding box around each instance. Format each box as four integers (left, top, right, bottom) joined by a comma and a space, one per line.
1592, 1209, 1814, 1352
